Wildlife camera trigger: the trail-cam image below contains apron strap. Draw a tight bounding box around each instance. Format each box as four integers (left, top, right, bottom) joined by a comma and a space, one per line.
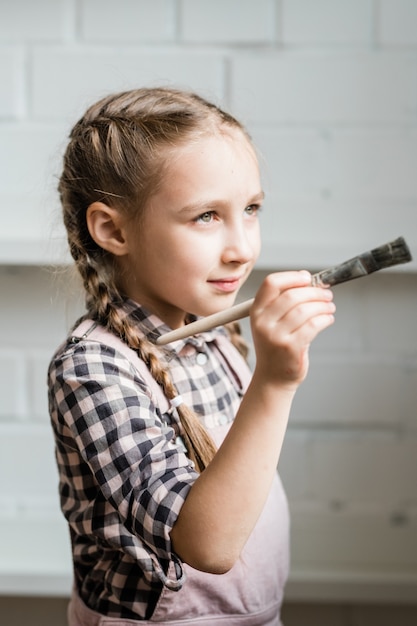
70, 319, 171, 414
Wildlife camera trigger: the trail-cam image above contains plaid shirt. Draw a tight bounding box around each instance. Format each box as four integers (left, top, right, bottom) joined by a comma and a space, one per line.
48, 301, 247, 619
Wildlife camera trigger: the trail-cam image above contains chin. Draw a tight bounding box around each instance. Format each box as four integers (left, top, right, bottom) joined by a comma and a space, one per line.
198, 296, 237, 318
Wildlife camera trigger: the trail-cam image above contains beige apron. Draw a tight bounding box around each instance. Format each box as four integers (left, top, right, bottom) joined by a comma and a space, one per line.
66, 322, 290, 625
68, 471, 288, 625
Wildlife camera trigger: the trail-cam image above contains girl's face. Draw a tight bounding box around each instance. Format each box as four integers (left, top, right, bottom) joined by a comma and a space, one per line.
120, 128, 263, 329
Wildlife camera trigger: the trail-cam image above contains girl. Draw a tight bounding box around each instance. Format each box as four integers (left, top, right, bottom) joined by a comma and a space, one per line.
48, 87, 335, 625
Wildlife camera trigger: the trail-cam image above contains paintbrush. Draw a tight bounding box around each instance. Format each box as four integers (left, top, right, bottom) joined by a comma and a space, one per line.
156, 236, 412, 346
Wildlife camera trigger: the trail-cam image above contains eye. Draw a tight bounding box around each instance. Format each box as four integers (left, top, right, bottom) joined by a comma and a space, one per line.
195, 211, 216, 224
245, 204, 261, 217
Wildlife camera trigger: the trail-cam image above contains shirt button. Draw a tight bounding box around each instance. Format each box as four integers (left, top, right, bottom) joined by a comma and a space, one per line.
196, 352, 208, 365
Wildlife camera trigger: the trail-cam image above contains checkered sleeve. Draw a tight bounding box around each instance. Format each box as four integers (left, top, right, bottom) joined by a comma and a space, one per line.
49, 340, 198, 585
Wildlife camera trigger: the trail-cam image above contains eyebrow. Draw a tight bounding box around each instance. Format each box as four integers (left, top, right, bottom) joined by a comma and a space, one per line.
179, 190, 265, 215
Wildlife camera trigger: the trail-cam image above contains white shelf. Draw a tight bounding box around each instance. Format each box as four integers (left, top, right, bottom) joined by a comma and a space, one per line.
257, 242, 417, 273
1, 239, 416, 273
0, 239, 71, 265
1, 517, 416, 603
286, 569, 417, 604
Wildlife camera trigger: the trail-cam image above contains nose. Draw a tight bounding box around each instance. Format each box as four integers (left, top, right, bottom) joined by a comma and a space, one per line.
221, 220, 258, 265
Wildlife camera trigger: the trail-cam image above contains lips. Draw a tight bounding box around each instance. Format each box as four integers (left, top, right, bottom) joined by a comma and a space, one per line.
208, 276, 243, 293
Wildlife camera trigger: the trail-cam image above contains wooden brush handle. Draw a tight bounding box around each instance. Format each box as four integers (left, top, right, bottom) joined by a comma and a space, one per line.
155, 236, 412, 346
156, 298, 254, 345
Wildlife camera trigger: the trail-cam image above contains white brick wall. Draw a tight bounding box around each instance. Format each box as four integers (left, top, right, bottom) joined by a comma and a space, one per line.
0, 350, 27, 420
31, 47, 226, 120
0, 0, 72, 42
81, 0, 177, 43
378, 0, 417, 46
231, 51, 416, 124
282, 0, 374, 45
180, 0, 277, 44
0, 0, 416, 605
0, 46, 25, 117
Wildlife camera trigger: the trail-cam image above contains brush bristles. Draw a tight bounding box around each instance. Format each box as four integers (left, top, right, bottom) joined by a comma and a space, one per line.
156, 236, 413, 345
370, 236, 412, 270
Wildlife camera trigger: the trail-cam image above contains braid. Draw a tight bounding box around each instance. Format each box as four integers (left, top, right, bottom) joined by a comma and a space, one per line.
224, 321, 249, 361
124, 329, 218, 473
59, 87, 252, 472
77, 254, 217, 472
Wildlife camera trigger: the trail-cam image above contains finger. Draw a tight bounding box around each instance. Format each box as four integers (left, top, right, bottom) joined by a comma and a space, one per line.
252, 284, 334, 331
275, 296, 335, 335
253, 271, 312, 312
290, 303, 336, 340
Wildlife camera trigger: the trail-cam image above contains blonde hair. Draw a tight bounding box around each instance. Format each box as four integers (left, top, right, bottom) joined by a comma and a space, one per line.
59, 87, 250, 472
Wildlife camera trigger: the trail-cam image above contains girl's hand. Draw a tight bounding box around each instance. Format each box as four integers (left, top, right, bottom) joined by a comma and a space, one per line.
250, 270, 335, 389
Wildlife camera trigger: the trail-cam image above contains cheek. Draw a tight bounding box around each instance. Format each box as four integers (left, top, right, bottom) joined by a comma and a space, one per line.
250, 222, 262, 258
171, 232, 215, 265
157, 240, 204, 276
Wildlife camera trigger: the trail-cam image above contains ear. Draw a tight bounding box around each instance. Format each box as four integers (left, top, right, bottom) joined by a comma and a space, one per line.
86, 202, 129, 256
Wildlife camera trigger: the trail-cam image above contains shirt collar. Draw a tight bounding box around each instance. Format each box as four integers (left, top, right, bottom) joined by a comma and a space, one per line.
122, 299, 227, 355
